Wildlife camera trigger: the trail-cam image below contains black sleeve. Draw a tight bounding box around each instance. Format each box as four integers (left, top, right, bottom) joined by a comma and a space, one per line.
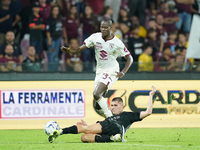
126, 112, 142, 123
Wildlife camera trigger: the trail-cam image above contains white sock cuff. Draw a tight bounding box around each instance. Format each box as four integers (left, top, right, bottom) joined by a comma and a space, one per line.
96, 97, 103, 103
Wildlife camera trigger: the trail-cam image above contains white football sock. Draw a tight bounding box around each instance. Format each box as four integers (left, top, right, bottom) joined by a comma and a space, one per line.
97, 97, 113, 118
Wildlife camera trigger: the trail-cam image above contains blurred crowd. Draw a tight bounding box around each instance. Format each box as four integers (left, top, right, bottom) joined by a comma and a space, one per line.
0, 0, 200, 72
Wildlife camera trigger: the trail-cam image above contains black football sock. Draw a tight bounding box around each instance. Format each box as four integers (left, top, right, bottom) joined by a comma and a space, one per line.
62, 125, 78, 134
95, 135, 113, 143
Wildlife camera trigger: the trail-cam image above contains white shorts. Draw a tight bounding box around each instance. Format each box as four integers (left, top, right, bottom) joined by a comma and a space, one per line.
94, 72, 118, 91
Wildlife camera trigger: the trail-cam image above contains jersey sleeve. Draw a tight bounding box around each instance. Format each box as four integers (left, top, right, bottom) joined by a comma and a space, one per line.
117, 40, 131, 57
126, 112, 142, 123
83, 34, 95, 48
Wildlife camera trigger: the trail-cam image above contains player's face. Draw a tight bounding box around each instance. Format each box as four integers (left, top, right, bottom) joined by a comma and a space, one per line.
111, 101, 123, 115
100, 21, 111, 39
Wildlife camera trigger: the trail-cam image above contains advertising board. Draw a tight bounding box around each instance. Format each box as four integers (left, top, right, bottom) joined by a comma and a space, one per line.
0, 80, 199, 129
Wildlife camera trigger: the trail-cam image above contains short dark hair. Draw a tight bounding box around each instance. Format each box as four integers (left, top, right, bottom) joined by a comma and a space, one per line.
180, 46, 186, 52
169, 31, 177, 35
163, 46, 171, 52
178, 31, 186, 36
101, 18, 113, 26
112, 97, 123, 104
132, 24, 140, 30
175, 45, 180, 51
142, 43, 152, 51
147, 28, 156, 35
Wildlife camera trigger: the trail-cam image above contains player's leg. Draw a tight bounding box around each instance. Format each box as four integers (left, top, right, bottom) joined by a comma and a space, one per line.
81, 134, 97, 142
94, 90, 107, 118
80, 121, 123, 143
81, 134, 114, 143
94, 72, 119, 118
48, 123, 102, 143
93, 82, 113, 118
77, 123, 102, 134
48, 125, 78, 143
59, 123, 102, 134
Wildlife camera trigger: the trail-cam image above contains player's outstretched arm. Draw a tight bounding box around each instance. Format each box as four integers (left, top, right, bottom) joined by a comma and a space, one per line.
116, 55, 133, 78
140, 86, 156, 119
61, 44, 87, 54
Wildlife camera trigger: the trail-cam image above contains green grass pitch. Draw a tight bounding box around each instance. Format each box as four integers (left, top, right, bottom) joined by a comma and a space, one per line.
0, 128, 200, 150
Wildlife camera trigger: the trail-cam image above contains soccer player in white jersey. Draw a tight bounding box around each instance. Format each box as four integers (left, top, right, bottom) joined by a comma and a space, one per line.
61, 18, 133, 118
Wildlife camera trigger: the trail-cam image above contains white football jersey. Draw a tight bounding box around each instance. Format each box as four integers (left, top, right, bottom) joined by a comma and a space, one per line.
84, 33, 130, 74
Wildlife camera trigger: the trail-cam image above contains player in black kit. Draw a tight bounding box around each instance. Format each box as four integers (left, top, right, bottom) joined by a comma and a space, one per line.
48, 86, 156, 143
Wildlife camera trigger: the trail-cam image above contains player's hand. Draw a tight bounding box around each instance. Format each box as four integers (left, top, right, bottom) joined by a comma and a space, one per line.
116, 71, 125, 78
61, 46, 70, 53
76, 119, 87, 126
150, 86, 156, 95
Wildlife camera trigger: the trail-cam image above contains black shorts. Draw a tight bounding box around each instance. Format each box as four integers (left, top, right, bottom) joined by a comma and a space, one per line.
99, 120, 122, 136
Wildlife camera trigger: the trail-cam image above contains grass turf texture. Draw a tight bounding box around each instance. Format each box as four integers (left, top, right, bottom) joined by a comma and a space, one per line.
0, 128, 200, 150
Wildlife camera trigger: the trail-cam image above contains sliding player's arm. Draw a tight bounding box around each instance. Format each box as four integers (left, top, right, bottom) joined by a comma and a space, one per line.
61, 44, 87, 54
140, 86, 156, 119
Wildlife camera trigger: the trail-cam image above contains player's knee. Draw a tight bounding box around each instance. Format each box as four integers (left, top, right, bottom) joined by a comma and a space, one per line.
93, 91, 100, 100
81, 134, 89, 142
